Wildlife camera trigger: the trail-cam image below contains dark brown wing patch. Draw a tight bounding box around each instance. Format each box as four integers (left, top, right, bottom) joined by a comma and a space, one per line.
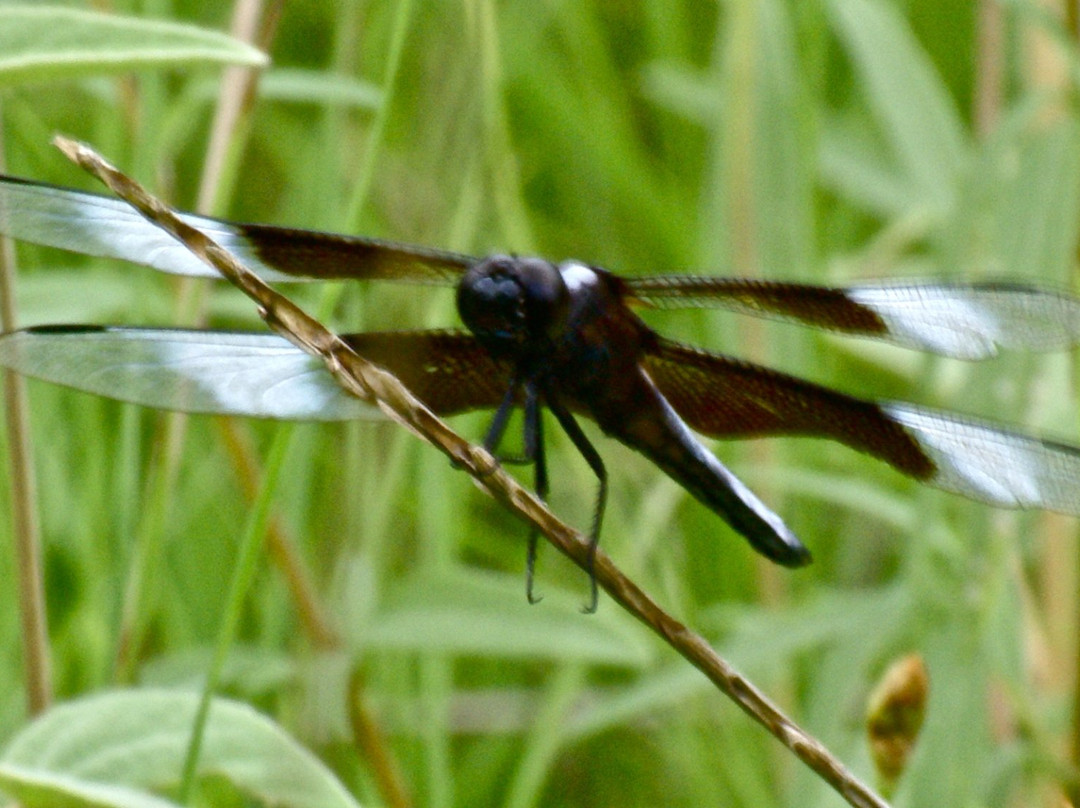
625, 276, 888, 334
643, 338, 934, 479
238, 223, 474, 284
342, 330, 513, 416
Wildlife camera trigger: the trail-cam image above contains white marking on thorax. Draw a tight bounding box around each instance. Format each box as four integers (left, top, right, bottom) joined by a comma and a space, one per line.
559, 261, 599, 293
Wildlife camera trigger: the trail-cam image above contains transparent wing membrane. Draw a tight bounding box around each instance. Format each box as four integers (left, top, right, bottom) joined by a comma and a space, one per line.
0, 327, 377, 421
883, 403, 1080, 514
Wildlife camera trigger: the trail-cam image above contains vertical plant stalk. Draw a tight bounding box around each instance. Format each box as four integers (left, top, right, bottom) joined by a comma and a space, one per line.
348, 668, 413, 808
196, 0, 280, 214
973, 0, 1004, 136
57, 136, 891, 808
0, 109, 52, 714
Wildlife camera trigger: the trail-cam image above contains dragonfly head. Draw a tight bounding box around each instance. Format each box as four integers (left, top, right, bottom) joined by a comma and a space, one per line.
457, 255, 570, 358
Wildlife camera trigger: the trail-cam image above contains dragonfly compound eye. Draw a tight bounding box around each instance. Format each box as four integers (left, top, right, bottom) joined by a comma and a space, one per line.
458, 255, 569, 349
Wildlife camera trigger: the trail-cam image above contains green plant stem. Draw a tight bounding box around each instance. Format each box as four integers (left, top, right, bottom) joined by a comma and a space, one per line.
343, 0, 415, 232
505, 664, 587, 808
178, 423, 296, 801
0, 108, 51, 714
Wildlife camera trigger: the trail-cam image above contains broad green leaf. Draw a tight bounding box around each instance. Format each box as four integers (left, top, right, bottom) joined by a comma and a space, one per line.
0, 765, 179, 808
1, 690, 361, 808
0, 5, 267, 87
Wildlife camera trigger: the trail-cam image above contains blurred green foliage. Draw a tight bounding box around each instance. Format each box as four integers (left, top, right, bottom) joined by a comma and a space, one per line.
0, 1, 1078, 806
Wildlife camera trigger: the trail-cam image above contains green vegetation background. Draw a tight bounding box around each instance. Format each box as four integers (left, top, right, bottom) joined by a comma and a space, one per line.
0, 0, 1077, 806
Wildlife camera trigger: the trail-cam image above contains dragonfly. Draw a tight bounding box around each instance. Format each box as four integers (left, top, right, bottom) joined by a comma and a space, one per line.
2, 174, 1080, 608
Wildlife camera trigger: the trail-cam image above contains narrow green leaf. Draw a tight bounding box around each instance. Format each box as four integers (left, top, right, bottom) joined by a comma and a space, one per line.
0, 5, 267, 87
994, 117, 1080, 280
819, 116, 918, 216
826, 0, 967, 212
363, 569, 652, 666
260, 68, 382, 109
751, 0, 816, 278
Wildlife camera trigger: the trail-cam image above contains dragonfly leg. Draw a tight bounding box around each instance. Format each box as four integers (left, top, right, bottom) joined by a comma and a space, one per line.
449, 381, 521, 476
483, 380, 520, 455
481, 377, 537, 465
523, 383, 545, 604
483, 379, 548, 603
547, 397, 606, 614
